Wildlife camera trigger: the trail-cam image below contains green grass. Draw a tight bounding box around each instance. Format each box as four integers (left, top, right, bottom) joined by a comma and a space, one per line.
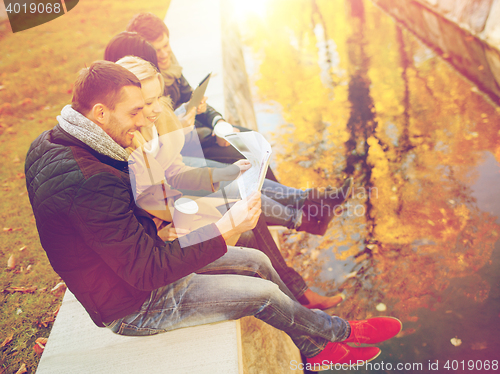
0, 1, 169, 372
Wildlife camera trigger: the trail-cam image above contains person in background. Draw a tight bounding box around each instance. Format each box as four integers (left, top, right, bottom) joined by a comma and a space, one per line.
125, 12, 281, 181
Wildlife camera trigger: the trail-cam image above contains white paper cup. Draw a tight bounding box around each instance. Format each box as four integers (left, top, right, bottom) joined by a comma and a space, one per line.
214, 122, 234, 146
173, 198, 199, 229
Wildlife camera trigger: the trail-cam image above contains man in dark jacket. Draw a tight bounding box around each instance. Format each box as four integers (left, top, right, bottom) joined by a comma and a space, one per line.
25, 61, 401, 370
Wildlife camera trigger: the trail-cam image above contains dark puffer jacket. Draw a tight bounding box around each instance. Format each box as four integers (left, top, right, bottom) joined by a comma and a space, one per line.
25, 124, 227, 326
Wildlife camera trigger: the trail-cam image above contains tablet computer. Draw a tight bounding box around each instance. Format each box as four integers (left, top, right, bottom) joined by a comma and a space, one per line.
186, 72, 211, 112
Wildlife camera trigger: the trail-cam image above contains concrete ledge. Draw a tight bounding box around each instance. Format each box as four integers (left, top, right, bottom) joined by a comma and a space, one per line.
36, 291, 244, 374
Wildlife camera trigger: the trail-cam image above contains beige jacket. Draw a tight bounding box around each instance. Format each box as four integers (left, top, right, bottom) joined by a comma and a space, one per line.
127, 100, 217, 222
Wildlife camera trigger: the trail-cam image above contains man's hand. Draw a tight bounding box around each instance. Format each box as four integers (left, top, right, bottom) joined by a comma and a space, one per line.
197, 96, 208, 114
215, 192, 261, 242
212, 160, 251, 183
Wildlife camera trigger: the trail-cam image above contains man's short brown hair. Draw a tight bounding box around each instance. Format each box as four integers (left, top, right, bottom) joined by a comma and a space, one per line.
126, 12, 169, 42
72, 61, 141, 115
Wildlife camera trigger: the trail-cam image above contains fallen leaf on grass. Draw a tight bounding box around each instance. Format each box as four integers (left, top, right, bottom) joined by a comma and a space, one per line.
33, 338, 48, 355
38, 316, 55, 328
3, 227, 22, 232
1, 333, 13, 347
3, 286, 37, 294
51, 282, 66, 293
15, 363, 27, 374
18, 246, 26, 252
7, 255, 16, 269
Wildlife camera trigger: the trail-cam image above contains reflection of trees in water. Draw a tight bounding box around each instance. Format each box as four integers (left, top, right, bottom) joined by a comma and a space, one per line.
242, 0, 500, 322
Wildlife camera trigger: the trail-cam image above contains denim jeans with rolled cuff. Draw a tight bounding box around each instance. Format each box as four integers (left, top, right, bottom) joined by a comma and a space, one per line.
104, 246, 349, 358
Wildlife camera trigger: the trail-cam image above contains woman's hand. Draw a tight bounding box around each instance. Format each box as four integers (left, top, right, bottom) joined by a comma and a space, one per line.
197, 96, 208, 114
176, 104, 196, 130
212, 160, 251, 183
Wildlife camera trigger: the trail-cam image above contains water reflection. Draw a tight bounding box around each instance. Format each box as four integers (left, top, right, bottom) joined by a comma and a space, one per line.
239, 0, 500, 370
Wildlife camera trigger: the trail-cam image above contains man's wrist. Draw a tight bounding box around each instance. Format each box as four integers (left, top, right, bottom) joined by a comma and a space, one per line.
212, 116, 224, 128
215, 220, 239, 242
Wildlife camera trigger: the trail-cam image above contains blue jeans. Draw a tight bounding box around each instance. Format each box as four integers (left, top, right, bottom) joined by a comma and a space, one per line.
182, 156, 307, 229
234, 214, 308, 298
105, 247, 349, 357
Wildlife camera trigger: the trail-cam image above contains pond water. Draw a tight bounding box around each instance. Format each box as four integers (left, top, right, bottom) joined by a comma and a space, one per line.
237, 0, 500, 372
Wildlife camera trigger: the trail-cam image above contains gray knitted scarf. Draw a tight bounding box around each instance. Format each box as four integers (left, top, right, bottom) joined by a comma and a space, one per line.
57, 105, 129, 162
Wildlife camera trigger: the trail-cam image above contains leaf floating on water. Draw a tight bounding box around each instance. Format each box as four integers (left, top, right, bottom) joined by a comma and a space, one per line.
471, 341, 487, 350
396, 328, 415, 338
345, 271, 357, 279
310, 249, 320, 261
450, 338, 462, 346
376, 303, 387, 312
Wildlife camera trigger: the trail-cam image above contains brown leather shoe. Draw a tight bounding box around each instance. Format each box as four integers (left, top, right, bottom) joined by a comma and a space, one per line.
307, 177, 353, 208
296, 178, 353, 235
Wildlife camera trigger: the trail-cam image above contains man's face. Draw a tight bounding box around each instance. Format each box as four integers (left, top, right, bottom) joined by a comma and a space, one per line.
151, 33, 171, 70
102, 86, 146, 148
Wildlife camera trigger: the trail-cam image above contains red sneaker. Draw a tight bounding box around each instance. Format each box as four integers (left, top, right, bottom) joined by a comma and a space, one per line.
344, 317, 402, 345
305, 342, 380, 372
